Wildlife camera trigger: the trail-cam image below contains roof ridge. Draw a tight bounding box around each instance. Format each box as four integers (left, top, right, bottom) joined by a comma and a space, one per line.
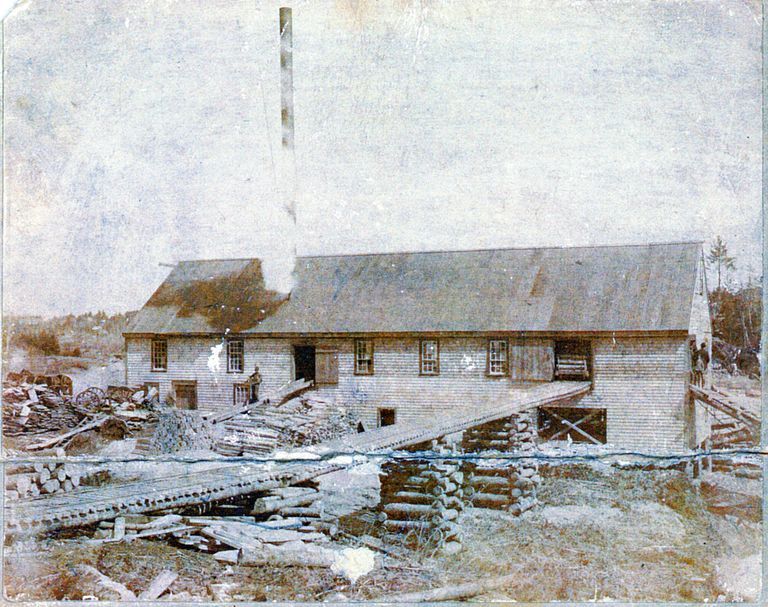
173, 241, 703, 264
297, 240, 703, 260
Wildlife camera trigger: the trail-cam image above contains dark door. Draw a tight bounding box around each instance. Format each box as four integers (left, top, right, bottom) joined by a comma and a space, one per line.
294, 346, 316, 382
378, 408, 396, 427
173, 381, 197, 410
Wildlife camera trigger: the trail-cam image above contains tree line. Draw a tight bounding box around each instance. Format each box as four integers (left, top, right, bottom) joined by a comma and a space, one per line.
706, 236, 761, 353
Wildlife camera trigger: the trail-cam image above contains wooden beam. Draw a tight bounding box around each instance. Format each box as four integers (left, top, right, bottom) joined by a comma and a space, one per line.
544, 409, 601, 445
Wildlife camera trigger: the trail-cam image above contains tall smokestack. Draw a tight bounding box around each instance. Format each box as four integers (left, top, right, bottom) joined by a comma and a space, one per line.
279, 7, 296, 223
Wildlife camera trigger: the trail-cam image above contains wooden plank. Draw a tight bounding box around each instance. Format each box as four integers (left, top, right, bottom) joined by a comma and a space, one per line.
206, 379, 313, 424
25, 416, 110, 451
138, 570, 178, 600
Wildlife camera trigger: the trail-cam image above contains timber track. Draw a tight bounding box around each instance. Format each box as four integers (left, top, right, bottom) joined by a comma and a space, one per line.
5, 382, 590, 537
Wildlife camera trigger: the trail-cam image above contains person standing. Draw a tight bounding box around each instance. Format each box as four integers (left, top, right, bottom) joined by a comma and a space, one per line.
690, 341, 700, 386
247, 364, 262, 404
694, 342, 709, 387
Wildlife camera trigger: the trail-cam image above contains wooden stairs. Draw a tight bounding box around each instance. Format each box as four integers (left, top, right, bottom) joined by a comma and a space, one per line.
689, 385, 760, 447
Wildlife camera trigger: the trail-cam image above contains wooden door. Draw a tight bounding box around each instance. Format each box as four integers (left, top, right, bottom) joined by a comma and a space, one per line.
173, 381, 198, 410
315, 349, 339, 384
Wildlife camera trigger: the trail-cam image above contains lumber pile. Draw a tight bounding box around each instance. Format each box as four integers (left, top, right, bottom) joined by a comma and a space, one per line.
215, 394, 358, 457
3, 372, 159, 445
690, 384, 760, 446
92, 508, 344, 569
5, 455, 85, 499
2, 380, 82, 435
206, 378, 313, 424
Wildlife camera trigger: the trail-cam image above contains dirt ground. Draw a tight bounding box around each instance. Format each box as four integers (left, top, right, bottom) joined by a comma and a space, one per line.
4, 460, 761, 602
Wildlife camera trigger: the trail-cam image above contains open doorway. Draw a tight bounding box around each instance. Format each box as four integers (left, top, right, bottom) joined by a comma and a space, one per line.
294, 346, 316, 382
378, 408, 396, 427
554, 340, 592, 381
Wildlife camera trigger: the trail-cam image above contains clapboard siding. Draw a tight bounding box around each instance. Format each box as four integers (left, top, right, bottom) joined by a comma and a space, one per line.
576, 337, 690, 451
125, 337, 294, 413
126, 336, 553, 422
312, 337, 553, 429
126, 334, 693, 450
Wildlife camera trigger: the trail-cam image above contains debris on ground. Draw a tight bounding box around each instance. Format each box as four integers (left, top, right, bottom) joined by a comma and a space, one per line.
2, 379, 83, 435
3, 372, 160, 447
3, 372, 162, 498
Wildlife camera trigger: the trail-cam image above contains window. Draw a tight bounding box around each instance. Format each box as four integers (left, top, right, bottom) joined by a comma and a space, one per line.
420, 340, 439, 375
227, 339, 244, 373
355, 339, 374, 375
488, 339, 508, 376
233, 383, 248, 406
378, 408, 396, 427
151, 339, 167, 371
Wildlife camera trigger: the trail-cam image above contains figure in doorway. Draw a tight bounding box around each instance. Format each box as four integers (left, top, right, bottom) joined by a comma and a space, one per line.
248, 364, 262, 404
694, 342, 709, 388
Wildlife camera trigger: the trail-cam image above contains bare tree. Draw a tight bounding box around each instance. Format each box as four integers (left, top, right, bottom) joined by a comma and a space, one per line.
706, 235, 736, 291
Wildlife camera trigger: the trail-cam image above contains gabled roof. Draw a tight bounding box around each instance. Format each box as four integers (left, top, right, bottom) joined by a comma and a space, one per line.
126, 259, 287, 334
125, 242, 702, 335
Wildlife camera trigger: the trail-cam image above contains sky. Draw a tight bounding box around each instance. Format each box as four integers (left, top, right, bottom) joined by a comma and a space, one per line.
2, 0, 763, 317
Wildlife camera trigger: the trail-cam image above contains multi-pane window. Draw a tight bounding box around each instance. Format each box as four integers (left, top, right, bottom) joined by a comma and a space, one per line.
233, 383, 248, 406
355, 339, 374, 375
227, 339, 244, 373
420, 340, 439, 375
151, 339, 167, 371
488, 339, 508, 376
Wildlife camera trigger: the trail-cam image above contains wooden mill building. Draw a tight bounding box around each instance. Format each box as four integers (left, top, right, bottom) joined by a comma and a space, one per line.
124, 241, 712, 452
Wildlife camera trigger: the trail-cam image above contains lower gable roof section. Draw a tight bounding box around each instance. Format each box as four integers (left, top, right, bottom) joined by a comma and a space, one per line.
125, 242, 701, 336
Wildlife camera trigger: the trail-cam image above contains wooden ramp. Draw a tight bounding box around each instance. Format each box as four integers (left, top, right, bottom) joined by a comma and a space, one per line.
689, 385, 760, 439
5, 381, 589, 536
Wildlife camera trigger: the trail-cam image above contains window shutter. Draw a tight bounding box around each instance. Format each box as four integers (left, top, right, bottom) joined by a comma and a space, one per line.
315, 350, 339, 384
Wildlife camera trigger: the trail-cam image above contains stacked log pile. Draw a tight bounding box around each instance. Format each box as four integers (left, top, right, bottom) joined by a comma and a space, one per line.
427, 439, 466, 553
5, 457, 84, 499
150, 409, 219, 454
377, 437, 466, 553
214, 395, 357, 457
462, 411, 539, 516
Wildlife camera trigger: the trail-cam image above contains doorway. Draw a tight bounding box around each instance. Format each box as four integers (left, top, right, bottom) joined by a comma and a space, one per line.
172, 381, 198, 410
378, 408, 396, 427
294, 345, 316, 382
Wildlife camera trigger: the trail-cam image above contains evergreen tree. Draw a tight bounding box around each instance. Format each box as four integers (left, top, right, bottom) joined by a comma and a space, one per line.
706, 236, 736, 291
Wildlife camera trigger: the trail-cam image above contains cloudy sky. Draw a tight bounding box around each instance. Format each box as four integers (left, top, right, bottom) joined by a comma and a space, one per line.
3, 0, 762, 316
